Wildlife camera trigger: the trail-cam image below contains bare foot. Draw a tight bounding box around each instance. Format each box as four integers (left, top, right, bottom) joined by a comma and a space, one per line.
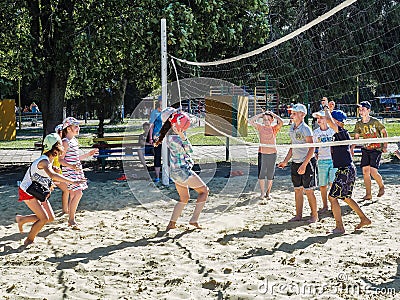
259, 193, 266, 199
15, 215, 23, 233
24, 238, 34, 246
307, 216, 319, 224
377, 186, 385, 197
166, 221, 176, 230
189, 222, 202, 229
318, 207, 328, 213
362, 195, 372, 201
355, 218, 371, 230
289, 216, 302, 222
264, 194, 271, 200
68, 221, 80, 230
330, 228, 345, 234
62, 209, 69, 215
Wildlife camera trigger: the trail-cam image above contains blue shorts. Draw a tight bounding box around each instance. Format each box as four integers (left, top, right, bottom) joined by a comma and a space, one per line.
317, 159, 337, 186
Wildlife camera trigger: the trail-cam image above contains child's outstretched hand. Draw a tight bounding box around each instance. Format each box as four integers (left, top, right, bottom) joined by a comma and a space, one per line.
277, 161, 287, 169
88, 148, 99, 156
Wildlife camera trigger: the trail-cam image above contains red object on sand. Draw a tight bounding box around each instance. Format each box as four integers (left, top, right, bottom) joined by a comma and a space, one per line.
116, 174, 127, 181
170, 112, 191, 131
230, 170, 244, 177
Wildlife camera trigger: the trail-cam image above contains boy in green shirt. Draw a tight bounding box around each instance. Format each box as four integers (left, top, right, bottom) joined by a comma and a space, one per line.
351, 101, 387, 200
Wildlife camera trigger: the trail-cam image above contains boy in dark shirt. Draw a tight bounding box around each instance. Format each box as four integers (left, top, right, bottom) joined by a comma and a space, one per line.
323, 107, 371, 234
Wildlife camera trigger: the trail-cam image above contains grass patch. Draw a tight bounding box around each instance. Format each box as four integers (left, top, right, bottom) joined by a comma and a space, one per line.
1, 119, 399, 149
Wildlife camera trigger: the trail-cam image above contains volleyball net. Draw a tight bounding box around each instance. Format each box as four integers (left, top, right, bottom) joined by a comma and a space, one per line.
162, 0, 400, 155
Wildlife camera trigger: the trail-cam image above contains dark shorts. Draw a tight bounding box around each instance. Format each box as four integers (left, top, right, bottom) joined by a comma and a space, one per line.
360, 148, 382, 169
258, 152, 277, 180
144, 145, 154, 155
153, 144, 162, 167
329, 164, 356, 200
291, 157, 317, 190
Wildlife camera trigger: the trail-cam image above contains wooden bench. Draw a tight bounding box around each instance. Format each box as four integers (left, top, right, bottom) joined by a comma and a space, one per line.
92, 135, 154, 171
34, 141, 43, 150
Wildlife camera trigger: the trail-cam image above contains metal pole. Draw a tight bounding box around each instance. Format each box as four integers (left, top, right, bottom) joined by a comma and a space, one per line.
356, 76, 359, 118
161, 19, 169, 186
305, 84, 309, 125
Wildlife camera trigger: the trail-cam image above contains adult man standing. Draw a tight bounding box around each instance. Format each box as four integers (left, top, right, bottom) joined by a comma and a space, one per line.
278, 103, 318, 223
351, 101, 387, 200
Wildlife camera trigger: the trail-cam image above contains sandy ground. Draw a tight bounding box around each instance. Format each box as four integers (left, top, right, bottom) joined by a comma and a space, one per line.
0, 161, 400, 300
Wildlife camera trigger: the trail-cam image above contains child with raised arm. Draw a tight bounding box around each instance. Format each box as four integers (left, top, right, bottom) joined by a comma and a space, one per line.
249, 110, 283, 199
154, 107, 209, 230
16, 133, 86, 245
58, 117, 98, 229
323, 107, 371, 234
312, 111, 337, 212
277, 103, 318, 223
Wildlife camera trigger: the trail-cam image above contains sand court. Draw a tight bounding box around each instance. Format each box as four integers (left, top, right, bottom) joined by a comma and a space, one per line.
1, 162, 399, 299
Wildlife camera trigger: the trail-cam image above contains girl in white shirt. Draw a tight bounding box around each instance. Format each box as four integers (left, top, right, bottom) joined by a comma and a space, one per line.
16, 133, 86, 246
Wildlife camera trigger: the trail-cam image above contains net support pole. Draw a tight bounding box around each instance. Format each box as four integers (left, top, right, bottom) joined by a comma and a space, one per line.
161, 18, 169, 186
356, 75, 360, 118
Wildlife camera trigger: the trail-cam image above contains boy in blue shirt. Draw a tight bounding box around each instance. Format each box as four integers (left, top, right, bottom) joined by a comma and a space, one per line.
323, 106, 371, 234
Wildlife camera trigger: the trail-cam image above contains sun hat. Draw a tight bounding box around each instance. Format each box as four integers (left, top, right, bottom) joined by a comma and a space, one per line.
54, 124, 63, 132
291, 103, 307, 114
62, 117, 80, 129
331, 110, 347, 122
161, 107, 179, 123
43, 133, 62, 152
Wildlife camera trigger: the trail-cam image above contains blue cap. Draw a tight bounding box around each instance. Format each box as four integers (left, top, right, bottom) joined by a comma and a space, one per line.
331, 110, 347, 122
357, 101, 371, 109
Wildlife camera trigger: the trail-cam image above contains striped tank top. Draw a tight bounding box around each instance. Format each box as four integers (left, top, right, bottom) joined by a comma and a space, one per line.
62, 137, 87, 191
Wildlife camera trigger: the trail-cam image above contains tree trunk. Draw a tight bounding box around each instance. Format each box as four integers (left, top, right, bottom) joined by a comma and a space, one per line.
41, 71, 68, 137
109, 78, 127, 124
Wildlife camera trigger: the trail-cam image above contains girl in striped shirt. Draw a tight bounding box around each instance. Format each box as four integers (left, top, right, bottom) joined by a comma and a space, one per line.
59, 117, 98, 229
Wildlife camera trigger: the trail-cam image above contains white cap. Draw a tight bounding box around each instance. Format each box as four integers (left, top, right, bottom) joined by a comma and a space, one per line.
291, 103, 307, 114
312, 110, 325, 118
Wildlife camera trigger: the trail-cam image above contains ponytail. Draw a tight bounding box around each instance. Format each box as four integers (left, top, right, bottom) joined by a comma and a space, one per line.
154, 120, 172, 147
61, 127, 69, 139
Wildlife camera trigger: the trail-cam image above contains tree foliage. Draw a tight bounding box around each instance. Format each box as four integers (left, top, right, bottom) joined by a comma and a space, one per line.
1, 0, 398, 135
